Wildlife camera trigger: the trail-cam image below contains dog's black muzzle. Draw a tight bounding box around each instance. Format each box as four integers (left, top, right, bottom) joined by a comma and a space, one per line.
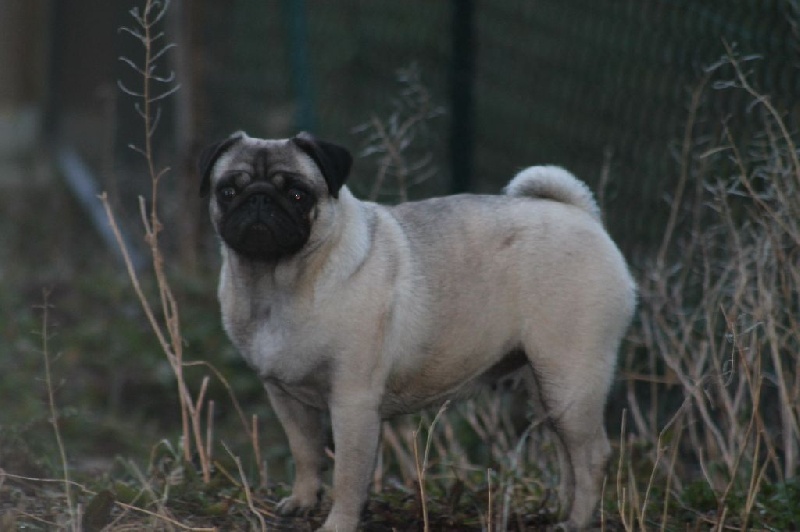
219, 189, 311, 262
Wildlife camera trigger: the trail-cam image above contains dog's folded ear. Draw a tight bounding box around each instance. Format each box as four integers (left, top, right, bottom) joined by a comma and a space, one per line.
198, 131, 246, 197
292, 132, 352, 198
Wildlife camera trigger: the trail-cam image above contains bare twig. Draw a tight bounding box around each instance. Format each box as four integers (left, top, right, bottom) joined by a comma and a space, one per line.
656, 73, 709, 268
107, 0, 242, 486
354, 64, 443, 202
36, 290, 77, 531
1, 471, 215, 531
222, 443, 268, 531
412, 400, 450, 532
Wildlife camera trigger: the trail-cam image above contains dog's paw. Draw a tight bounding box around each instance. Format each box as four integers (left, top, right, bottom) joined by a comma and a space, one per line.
314, 513, 359, 532
552, 519, 599, 531
275, 494, 317, 516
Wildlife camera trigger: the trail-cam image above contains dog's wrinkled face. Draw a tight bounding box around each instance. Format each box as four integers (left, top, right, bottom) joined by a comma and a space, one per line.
199, 132, 352, 262
210, 141, 317, 261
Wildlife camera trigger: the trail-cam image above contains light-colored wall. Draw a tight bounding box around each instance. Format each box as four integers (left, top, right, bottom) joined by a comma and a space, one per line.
0, 0, 48, 156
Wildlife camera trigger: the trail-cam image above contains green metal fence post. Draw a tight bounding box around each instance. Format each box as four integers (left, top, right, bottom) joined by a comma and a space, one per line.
449, 0, 476, 193
284, 0, 316, 133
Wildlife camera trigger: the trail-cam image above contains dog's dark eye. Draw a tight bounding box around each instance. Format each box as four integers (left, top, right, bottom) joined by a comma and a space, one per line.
219, 186, 237, 200
287, 188, 307, 203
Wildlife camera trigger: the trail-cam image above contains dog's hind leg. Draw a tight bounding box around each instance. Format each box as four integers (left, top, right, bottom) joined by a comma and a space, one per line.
522, 368, 575, 520
523, 345, 616, 529
553, 404, 611, 529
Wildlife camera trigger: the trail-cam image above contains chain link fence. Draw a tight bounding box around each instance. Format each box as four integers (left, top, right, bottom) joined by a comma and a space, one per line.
44, 0, 800, 262
193, 0, 799, 255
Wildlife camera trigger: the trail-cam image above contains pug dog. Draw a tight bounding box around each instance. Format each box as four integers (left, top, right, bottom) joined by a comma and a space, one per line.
199, 131, 636, 531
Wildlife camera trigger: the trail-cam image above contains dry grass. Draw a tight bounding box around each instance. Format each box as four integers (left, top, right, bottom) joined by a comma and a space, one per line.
616, 49, 799, 530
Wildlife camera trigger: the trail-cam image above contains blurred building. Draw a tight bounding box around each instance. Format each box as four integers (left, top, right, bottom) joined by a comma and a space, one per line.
0, 1, 48, 176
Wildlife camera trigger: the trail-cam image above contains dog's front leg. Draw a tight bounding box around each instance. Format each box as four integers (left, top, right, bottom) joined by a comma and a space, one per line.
265, 382, 326, 515
318, 397, 381, 532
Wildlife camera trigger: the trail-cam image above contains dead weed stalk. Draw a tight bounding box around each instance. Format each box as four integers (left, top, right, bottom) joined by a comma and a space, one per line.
622, 48, 800, 528
101, 0, 264, 493
354, 63, 444, 202
37, 289, 78, 531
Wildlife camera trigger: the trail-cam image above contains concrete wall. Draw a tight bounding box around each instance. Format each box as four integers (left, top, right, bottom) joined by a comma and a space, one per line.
0, 0, 48, 158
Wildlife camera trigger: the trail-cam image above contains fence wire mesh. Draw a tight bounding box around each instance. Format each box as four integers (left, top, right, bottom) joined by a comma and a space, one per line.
195, 0, 800, 255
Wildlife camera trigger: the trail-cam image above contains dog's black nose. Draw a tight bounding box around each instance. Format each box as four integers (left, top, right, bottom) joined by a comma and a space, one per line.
248, 194, 271, 210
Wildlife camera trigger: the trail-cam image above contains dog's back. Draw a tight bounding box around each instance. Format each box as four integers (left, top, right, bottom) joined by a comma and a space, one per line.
381, 172, 634, 402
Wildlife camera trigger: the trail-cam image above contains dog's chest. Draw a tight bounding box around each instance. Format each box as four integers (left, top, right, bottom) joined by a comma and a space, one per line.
220, 287, 330, 391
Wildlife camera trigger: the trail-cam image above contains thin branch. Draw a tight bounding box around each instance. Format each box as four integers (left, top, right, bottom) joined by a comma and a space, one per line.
144, 0, 171, 28
99, 193, 173, 361
116, 80, 144, 98
118, 26, 146, 43
149, 43, 177, 65
38, 290, 77, 531
222, 443, 268, 531
149, 83, 182, 103
118, 56, 148, 77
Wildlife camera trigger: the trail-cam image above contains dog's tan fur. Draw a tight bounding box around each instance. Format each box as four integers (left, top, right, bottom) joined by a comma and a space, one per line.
203, 133, 636, 531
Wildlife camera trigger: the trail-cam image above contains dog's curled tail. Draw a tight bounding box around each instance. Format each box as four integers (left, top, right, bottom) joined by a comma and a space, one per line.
504, 165, 601, 222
